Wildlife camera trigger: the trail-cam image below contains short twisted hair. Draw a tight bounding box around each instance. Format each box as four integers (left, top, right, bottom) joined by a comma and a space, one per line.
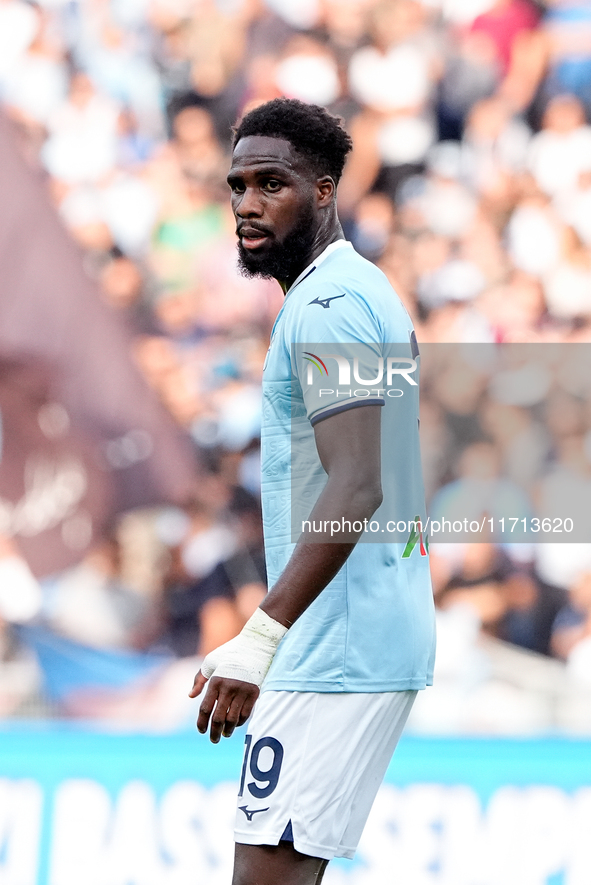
233, 99, 353, 184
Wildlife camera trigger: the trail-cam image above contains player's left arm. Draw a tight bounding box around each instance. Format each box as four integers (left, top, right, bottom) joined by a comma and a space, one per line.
190, 403, 383, 742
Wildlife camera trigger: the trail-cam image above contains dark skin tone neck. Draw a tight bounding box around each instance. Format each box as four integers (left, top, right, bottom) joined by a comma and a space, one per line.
291, 220, 343, 293
227, 135, 345, 292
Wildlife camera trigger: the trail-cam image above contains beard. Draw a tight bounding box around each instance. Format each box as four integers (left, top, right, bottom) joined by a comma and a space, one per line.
237, 204, 317, 282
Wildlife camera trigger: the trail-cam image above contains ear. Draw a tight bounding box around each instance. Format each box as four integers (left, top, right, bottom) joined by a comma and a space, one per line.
317, 176, 336, 207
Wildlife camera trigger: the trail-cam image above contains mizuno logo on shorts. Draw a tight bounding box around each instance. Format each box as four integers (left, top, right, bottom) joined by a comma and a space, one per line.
238, 805, 269, 821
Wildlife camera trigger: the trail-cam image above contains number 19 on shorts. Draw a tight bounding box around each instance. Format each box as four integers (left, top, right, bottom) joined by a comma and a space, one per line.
238, 734, 284, 799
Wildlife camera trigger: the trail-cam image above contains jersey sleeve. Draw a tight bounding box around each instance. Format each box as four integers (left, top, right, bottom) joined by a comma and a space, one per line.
289, 283, 386, 426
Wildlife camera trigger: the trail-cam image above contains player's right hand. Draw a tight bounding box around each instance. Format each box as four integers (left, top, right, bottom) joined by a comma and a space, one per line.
188, 607, 288, 742
190, 673, 259, 743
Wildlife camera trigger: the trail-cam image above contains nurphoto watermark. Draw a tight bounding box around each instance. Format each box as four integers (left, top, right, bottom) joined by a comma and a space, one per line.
290, 343, 591, 546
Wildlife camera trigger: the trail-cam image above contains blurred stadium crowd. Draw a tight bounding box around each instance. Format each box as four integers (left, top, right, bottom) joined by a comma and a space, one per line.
2, 0, 591, 732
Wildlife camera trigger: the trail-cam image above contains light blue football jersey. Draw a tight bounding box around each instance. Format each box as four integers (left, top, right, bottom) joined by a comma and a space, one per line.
261, 241, 435, 692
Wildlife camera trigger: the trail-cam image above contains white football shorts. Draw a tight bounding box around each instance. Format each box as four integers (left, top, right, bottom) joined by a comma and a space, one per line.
234, 688, 417, 860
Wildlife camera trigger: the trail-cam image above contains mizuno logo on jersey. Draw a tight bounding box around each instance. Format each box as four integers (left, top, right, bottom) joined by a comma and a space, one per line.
308, 293, 346, 309
238, 805, 270, 821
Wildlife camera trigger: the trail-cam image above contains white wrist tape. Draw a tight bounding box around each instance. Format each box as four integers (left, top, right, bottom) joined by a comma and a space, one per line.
200, 608, 288, 688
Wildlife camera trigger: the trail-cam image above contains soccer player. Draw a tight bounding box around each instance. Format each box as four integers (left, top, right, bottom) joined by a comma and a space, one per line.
190, 98, 436, 885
